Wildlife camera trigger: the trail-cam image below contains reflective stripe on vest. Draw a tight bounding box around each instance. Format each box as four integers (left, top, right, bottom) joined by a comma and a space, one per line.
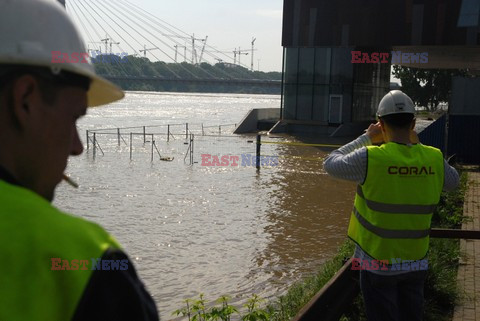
356, 186, 436, 214
347, 142, 444, 261
353, 207, 430, 239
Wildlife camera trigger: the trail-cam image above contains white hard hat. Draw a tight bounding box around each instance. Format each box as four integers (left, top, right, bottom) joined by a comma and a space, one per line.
377, 90, 415, 117
0, 0, 124, 107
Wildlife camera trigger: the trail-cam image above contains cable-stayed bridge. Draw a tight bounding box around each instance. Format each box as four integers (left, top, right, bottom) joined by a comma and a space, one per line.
65, 0, 281, 91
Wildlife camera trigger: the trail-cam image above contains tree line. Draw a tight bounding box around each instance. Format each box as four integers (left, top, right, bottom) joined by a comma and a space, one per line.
92, 55, 282, 94
392, 66, 468, 112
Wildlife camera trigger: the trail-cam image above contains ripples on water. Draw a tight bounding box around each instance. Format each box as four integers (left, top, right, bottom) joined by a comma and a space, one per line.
54, 92, 356, 319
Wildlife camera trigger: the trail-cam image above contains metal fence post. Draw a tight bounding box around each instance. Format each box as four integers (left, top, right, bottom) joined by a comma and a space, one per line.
151, 137, 154, 162
130, 132, 133, 160
256, 134, 261, 170
93, 132, 97, 160
191, 134, 194, 164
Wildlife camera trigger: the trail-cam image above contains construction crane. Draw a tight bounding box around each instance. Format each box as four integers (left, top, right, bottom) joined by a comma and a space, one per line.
139, 45, 159, 58
100, 35, 110, 55
162, 33, 207, 64
109, 41, 120, 54
203, 48, 233, 65
233, 47, 249, 65
174, 44, 187, 63
190, 34, 207, 64
88, 41, 104, 55
198, 36, 208, 64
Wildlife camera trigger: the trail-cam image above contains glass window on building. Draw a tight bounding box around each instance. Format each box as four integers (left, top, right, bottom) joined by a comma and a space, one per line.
314, 48, 331, 85
312, 85, 329, 122
297, 85, 313, 120
298, 48, 315, 84
284, 47, 299, 84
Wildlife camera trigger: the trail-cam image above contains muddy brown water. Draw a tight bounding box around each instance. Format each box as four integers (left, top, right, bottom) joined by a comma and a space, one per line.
54, 91, 357, 319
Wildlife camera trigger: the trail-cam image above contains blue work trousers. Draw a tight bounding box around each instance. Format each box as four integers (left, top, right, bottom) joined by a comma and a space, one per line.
360, 269, 428, 321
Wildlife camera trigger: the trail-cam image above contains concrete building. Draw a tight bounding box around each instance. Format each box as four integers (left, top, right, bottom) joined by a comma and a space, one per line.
278, 0, 480, 136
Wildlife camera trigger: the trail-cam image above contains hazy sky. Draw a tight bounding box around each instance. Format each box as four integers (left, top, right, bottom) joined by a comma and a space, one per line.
67, 0, 284, 72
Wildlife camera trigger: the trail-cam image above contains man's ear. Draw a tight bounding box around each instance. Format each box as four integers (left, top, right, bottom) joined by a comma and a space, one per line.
411, 117, 416, 129
379, 118, 386, 132
11, 75, 38, 129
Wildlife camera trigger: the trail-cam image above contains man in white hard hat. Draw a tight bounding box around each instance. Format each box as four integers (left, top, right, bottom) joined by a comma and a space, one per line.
324, 90, 459, 321
0, 0, 159, 320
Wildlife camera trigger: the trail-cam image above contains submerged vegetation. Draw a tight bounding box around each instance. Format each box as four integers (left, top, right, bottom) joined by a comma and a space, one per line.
173, 294, 270, 321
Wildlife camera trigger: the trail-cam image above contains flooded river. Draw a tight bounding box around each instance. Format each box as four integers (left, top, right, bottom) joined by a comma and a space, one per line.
54, 91, 356, 320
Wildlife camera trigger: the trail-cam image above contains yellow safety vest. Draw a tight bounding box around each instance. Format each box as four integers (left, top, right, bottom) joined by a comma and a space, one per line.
347, 142, 444, 261
0, 180, 120, 321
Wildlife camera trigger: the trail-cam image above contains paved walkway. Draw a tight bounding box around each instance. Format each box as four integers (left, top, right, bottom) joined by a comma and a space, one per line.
453, 171, 480, 321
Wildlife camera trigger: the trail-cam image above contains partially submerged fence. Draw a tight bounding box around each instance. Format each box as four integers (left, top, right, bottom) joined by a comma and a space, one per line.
84, 124, 341, 167
85, 122, 238, 162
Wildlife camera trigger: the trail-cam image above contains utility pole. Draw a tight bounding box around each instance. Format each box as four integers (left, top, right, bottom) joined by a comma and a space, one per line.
251, 37, 256, 71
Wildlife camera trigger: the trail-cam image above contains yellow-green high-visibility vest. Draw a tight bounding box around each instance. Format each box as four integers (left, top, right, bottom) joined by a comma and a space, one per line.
0, 180, 121, 321
347, 142, 444, 261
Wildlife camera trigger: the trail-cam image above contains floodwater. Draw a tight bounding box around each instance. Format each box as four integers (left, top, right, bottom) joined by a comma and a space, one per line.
54, 91, 356, 320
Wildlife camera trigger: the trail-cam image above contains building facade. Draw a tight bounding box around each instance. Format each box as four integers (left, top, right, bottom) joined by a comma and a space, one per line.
280, 0, 480, 136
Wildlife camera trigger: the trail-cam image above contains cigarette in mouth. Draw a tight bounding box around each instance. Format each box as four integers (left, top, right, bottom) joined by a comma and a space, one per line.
62, 174, 79, 188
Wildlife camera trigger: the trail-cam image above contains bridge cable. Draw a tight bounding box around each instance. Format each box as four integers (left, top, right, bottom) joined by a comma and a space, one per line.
72, 0, 144, 77
69, 0, 128, 76
114, 0, 242, 81
77, 0, 166, 79
69, 0, 129, 77
88, 0, 181, 79
115, 0, 250, 80
118, 0, 251, 70
67, 1, 103, 57
111, 0, 228, 80
99, 0, 202, 79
